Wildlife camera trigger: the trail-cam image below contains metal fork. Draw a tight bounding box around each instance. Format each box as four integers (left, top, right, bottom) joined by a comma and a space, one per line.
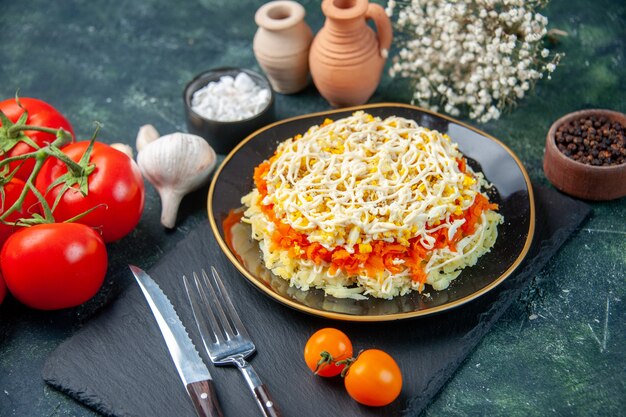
183, 266, 281, 417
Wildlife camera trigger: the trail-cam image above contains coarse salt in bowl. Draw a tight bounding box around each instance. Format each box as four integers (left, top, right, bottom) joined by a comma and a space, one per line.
184, 67, 275, 154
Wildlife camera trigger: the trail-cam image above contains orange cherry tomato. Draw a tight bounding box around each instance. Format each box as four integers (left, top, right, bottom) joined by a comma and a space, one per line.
304, 328, 353, 377
344, 349, 402, 407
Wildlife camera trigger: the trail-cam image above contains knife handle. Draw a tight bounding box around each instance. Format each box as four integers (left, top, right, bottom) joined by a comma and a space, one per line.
187, 380, 224, 417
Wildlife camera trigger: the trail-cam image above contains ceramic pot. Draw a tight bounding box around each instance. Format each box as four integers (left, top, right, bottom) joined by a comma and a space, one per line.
253, 1, 313, 94
309, 0, 392, 107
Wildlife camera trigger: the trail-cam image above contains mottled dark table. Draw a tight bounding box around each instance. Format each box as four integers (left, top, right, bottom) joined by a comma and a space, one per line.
0, 0, 624, 416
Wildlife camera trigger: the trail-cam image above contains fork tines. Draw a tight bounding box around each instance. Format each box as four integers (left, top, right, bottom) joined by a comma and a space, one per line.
183, 267, 253, 363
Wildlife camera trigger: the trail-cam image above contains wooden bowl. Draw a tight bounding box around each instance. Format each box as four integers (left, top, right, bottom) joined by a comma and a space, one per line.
543, 109, 626, 201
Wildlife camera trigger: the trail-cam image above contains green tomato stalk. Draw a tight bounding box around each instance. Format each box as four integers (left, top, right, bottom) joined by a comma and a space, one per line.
0, 128, 72, 224
0, 109, 100, 227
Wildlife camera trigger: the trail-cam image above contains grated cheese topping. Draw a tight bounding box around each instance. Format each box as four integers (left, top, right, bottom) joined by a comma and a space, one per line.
262, 111, 487, 252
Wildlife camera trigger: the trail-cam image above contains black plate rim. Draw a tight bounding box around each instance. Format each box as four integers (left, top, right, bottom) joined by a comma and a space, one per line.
207, 102, 535, 322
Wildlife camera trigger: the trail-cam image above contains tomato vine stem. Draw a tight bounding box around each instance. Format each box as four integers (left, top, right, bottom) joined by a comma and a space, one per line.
1, 114, 107, 229
7, 124, 67, 139
0, 131, 72, 224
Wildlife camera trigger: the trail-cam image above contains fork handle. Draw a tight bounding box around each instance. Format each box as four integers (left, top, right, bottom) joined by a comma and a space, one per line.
253, 384, 281, 417
186, 379, 224, 417
238, 361, 282, 417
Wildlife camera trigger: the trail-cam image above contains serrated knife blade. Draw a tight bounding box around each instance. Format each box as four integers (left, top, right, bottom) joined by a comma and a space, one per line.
129, 265, 224, 417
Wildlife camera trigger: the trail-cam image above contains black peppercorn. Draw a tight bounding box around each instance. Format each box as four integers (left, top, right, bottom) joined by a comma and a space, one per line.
554, 114, 625, 166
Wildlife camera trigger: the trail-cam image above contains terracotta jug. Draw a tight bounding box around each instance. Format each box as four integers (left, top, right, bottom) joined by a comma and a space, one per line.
309, 0, 392, 107
253, 1, 313, 94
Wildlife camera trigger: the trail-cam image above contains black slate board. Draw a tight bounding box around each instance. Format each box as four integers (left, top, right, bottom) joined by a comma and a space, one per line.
42, 184, 590, 417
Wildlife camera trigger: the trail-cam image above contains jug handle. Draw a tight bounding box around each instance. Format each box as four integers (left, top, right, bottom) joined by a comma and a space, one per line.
366, 3, 393, 59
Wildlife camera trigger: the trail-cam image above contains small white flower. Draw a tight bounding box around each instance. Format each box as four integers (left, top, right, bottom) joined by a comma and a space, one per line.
385, 0, 396, 17
388, 0, 562, 122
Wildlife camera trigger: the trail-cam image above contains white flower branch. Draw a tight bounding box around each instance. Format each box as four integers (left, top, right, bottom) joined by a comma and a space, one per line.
387, 0, 564, 123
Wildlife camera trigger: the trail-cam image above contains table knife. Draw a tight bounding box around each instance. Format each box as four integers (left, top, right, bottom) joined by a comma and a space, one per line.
129, 265, 224, 417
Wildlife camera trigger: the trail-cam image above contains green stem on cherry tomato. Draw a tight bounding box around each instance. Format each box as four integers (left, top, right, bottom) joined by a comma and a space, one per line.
314, 351, 334, 375
338, 350, 363, 378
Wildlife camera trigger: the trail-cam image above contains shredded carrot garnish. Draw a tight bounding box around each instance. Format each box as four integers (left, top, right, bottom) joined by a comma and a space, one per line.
457, 157, 467, 173
250, 160, 498, 286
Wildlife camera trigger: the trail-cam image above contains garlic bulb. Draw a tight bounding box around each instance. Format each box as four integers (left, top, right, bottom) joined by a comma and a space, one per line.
137, 132, 217, 228
136, 124, 160, 152
110, 143, 134, 159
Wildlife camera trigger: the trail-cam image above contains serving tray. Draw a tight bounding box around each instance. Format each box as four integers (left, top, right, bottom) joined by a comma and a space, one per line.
42, 184, 588, 417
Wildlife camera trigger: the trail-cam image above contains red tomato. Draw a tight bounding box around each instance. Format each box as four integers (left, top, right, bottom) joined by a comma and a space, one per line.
304, 328, 353, 377
344, 349, 403, 407
0, 178, 39, 248
0, 98, 75, 181
0, 271, 6, 305
1, 223, 107, 310
35, 141, 145, 242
